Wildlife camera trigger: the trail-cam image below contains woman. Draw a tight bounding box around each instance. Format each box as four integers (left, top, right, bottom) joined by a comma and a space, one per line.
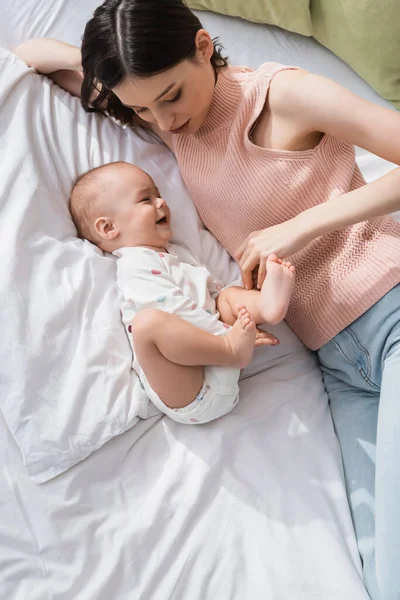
14, 1, 400, 598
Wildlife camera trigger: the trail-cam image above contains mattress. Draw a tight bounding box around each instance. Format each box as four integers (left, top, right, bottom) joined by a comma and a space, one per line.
0, 2, 394, 598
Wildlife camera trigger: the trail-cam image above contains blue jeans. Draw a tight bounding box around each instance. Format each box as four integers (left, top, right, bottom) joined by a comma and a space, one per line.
318, 284, 400, 600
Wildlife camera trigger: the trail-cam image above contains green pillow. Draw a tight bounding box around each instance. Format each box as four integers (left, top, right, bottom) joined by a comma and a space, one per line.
312, 0, 400, 109
187, 0, 313, 36
188, 0, 400, 110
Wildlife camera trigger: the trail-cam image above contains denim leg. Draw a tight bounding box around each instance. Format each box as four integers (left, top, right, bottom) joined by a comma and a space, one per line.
318, 283, 400, 600
319, 350, 379, 599
375, 340, 400, 600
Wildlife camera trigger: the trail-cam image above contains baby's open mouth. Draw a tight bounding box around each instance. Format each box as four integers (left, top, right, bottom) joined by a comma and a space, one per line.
156, 216, 168, 224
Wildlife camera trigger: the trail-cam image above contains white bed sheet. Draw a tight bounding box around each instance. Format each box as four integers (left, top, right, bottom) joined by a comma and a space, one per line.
0, 346, 369, 600
1, 2, 395, 599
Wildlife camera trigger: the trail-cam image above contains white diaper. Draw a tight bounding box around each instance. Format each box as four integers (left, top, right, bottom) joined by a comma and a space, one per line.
140, 365, 240, 425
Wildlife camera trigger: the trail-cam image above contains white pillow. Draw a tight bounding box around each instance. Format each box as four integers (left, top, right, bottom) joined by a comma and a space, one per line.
0, 48, 239, 483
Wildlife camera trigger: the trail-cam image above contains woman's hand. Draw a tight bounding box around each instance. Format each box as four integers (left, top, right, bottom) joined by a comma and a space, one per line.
236, 218, 313, 289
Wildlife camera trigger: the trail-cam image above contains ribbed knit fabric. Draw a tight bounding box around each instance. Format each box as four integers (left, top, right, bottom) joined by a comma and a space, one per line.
171, 63, 400, 349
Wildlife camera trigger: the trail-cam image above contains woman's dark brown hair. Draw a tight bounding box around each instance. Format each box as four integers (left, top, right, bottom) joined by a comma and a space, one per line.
80, 0, 227, 124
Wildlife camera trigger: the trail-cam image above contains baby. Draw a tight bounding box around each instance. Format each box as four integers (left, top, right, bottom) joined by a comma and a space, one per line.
69, 161, 295, 424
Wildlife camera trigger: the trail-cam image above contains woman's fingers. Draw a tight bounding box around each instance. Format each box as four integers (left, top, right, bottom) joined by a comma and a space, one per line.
241, 265, 255, 290
240, 251, 260, 289
235, 240, 246, 261
252, 266, 259, 288
257, 255, 267, 290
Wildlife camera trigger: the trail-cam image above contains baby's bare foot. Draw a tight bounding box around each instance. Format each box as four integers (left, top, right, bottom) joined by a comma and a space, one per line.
225, 306, 257, 368
259, 254, 295, 325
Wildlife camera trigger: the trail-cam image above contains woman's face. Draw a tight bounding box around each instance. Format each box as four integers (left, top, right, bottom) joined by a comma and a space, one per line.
112, 31, 216, 135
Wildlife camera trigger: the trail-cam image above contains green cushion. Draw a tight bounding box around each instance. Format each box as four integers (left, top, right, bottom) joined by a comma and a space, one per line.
312, 0, 400, 109
188, 0, 313, 36
188, 0, 400, 109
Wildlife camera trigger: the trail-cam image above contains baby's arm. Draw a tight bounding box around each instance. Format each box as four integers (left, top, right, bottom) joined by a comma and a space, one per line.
168, 243, 226, 301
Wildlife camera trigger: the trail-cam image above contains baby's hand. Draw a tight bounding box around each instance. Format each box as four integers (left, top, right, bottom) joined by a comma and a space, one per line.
255, 327, 279, 347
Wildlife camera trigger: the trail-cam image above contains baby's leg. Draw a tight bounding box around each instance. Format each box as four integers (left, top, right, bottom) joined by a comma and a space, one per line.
217, 255, 295, 326
131, 308, 256, 409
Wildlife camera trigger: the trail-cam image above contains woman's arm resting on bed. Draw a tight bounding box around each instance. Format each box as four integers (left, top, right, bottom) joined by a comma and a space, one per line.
13, 38, 81, 73
13, 38, 174, 140
47, 69, 83, 98
13, 38, 83, 98
237, 70, 400, 288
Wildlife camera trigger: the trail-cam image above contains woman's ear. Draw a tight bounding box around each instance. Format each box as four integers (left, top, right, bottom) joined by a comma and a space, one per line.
195, 29, 214, 62
94, 216, 119, 240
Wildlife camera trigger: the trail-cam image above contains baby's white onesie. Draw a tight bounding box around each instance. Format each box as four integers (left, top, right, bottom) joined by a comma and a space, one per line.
114, 244, 240, 424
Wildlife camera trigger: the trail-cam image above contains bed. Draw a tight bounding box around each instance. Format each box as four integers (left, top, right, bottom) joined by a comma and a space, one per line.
0, 1, 396, 598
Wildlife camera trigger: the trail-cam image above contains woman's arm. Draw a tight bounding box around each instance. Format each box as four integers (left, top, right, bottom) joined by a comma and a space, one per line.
13, 38, 174, 144
238, 70, 400, 288
13, 38, 81, 74
48, 69, 84, 98
13, 38, 84, 98
284, 70, 400, 228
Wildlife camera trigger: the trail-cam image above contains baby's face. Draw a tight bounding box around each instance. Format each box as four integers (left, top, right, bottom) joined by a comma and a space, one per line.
101, 165, 172, 250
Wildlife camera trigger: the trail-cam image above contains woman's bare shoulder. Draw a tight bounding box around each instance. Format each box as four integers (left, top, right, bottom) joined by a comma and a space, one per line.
268, 68, 311, 117
252, 69, 324, 151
